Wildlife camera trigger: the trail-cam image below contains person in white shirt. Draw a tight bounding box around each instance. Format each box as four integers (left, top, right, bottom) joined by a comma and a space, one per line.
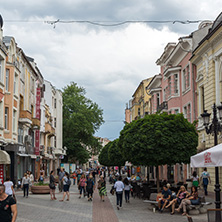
3, 177, 15, 197
114, 176, 124, 210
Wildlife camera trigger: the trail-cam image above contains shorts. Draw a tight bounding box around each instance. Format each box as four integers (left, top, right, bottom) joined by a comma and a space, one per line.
63, 185, 70, 192
161, 199, 169, 204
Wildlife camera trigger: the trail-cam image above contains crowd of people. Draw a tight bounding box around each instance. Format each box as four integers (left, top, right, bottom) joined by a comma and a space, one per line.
0, 166, 212, 221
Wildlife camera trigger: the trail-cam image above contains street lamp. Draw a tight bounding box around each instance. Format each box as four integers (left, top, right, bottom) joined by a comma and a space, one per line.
201, 103, 222, 210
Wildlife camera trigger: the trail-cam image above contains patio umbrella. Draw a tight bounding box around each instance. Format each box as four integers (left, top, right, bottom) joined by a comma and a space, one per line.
190, 143, 222, 168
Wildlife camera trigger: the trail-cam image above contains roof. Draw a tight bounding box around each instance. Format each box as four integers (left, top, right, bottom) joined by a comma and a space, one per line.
193, 12, 222, 53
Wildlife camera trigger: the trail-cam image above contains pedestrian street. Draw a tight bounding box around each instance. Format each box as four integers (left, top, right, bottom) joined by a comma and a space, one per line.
15, 181, 210, 222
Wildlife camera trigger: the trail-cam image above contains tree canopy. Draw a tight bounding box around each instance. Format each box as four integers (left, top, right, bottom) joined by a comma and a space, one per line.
98, 142, 112, 167
63, 82, 104, 164
119, 112, 198, 167
98, 139, 126, 167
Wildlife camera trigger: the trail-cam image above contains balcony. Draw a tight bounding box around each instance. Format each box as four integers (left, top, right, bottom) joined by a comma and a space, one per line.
45, 122, 55, 136
157, 101, 168, 112
19, 110, 32, 124
32, 118, 40, 128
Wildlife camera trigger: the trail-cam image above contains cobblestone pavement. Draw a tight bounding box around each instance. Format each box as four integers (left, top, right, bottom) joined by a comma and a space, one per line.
15, 180, 212, 222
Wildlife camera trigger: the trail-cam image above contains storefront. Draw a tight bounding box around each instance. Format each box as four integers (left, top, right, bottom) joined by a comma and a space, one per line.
0, 150, 11, 184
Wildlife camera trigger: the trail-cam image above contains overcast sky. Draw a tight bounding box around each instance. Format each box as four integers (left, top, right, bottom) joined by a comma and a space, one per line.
1, 1, 222, 140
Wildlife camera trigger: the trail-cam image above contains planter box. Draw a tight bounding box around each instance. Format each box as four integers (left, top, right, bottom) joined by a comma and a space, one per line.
31, 185, 50, 194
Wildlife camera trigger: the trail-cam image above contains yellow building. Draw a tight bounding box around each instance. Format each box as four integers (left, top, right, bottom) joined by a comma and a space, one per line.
191, 13, 222, 192
131, 78, 152, 120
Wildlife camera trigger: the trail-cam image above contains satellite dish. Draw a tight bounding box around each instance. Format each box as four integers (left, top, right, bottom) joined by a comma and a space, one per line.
0, 15, 3, 29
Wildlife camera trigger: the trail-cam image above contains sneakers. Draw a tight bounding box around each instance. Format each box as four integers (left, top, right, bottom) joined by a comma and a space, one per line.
117, 205, 120, 210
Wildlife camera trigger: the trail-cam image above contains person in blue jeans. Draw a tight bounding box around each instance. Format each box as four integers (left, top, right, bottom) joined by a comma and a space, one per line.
21, 173, 30, 198
114, 176, 124, 210
201, 168, 211, 196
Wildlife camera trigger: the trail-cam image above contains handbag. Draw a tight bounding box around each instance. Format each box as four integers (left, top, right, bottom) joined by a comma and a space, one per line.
49, 183, 55, 189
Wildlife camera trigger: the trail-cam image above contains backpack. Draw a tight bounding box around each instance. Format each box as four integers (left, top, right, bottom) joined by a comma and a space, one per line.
67, 178, 71, 186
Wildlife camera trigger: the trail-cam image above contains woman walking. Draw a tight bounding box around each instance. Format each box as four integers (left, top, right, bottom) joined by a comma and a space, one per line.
21, 173, 30, 198
114, 176, 124, 210
97, 175, 106, 202
78, 174, 86, 199
86, 175, 95, 201
49, 170, 57, 200
123, 178, 130, 203
60, 172, 70, 201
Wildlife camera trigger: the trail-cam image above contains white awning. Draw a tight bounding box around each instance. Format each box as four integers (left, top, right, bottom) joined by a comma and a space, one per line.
29, 154, 37, 159
17, 153, 29, 157
0, 150, 11, 164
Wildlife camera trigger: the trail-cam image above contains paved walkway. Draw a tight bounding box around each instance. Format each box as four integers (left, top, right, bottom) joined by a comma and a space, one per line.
15, 180, 212, 222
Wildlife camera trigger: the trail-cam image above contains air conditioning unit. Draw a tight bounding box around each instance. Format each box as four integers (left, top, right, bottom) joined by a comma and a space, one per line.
24, 135, 32, 145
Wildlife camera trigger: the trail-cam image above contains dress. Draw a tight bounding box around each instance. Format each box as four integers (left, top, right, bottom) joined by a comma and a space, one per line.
98, 180, 107, 196
49, 175, 56, 189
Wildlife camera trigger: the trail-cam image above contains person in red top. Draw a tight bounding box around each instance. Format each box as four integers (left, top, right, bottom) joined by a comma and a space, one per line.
72, 171, 77, 185
78, 174, 86, 198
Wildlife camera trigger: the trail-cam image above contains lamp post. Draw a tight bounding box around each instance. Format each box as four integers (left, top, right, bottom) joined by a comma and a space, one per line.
201, 103, 222, 210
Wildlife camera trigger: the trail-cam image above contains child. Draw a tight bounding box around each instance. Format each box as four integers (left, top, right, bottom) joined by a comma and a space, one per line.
73, 172, 77, 185
39, 172, 44, 183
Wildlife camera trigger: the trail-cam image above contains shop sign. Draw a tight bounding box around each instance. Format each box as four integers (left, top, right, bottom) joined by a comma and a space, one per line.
36, 88, 41, 119
0, 164, 4, 184
35, 130, 40, 155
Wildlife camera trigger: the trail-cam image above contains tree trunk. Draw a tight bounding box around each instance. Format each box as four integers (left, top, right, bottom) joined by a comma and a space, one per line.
156, 166, 160, 192
146, 166, 149, 182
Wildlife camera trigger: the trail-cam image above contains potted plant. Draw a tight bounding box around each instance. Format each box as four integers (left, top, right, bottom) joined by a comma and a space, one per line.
31, 182, 50, 194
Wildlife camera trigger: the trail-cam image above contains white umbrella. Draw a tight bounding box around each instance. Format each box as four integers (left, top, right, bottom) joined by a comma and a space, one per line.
191, 143, 222, 168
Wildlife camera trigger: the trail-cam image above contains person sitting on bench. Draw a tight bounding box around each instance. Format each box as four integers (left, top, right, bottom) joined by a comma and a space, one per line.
175, 186, 200, 216
158, 185, 172, 213
165, 185, 189, 214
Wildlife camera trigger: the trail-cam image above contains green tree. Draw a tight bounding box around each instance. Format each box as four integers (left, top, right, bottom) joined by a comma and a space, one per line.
108, 139, 126, 173
63, 82, 104, 164
119, 113, 198, 190
98, 142, 112, 166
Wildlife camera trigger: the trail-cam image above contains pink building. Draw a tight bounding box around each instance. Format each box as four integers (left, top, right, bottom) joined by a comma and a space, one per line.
147, 23, 211, 183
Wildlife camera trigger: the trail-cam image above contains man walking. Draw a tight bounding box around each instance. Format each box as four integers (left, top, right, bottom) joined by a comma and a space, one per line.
59, 168, 65, 192
201, 168, 211, 196
0, 184, 17, 222
114, 176, 124, 210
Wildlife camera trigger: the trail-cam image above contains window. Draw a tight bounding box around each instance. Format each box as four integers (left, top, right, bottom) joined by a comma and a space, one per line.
54, 136, 57, 148
5, 69, 9, 91
18, 125, 23, 143
14, 73, 18, 95
54, 117, 56, 128
163, 88, 166, 101
31, 78, 35, 94
182, 65, 190, 92
174, 74, 179, 95
138, 108, 141, 116
183, 106, 187, 119
175, 109, 179, 114
31, 105, 34, 118
168, 77, 171, 97
13, 110, 16, 132
5, 107, 9, 130
54, 98, 56, 109
183, 104, 191, 122
157, 93, 160, 107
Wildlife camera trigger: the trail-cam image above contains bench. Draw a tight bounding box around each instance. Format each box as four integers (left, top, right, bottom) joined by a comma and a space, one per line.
143, 193, 158, 206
